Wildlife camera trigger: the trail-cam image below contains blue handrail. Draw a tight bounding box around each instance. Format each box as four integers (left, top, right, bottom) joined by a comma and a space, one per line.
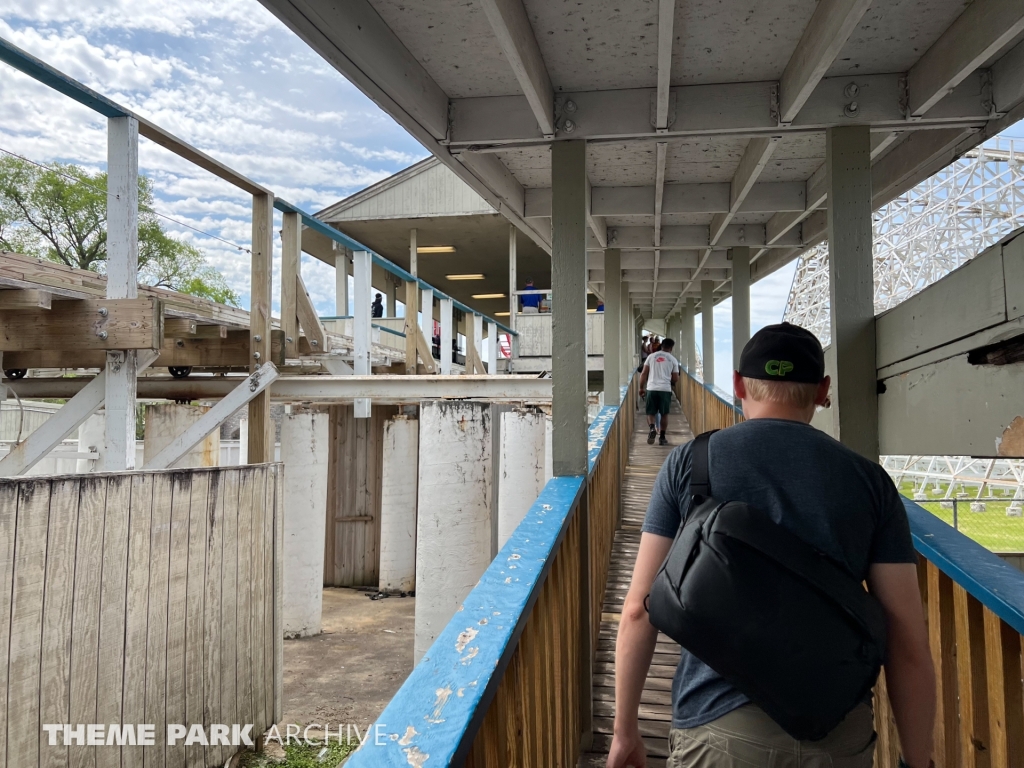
345, 392, 627, 766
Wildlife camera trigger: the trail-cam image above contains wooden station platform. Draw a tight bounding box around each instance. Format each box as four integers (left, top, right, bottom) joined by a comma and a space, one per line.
583, 395, 693, 767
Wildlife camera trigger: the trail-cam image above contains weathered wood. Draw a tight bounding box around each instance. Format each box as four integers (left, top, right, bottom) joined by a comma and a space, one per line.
281, 211, 301, 359
248, 192, 274, 464
0, 482, 17, 768
0, 298, 162, 351
144, 472, 174, 768
183, 472, 210, 768
929, 562, 961, 768
165, 473, 192, 768
983, 608, 1024, 768
0, 289, 51, 310
218, 468, 240, 767
164, 317, 198, 336
295, 274, 327, 353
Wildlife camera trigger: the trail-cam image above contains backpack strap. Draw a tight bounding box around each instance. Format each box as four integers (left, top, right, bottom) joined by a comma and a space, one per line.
690, 431, 717, 503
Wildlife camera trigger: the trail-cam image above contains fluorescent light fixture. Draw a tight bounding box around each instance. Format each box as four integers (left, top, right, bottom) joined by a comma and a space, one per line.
471, 293, 506, 299
494, 312, 510, 317
417, 245, 456, 254
446, 273, 485, 280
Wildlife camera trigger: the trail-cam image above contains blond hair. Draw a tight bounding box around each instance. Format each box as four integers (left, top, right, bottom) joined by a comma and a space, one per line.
742, 377, 819, 409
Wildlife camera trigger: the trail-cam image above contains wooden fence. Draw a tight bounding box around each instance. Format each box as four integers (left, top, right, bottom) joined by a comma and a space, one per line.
345, 376, 638, 766
0, 464, 283, 768
677, 365, 1024, 768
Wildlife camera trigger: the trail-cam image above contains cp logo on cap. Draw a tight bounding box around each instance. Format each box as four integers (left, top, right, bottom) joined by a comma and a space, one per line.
765, 360, 794, 377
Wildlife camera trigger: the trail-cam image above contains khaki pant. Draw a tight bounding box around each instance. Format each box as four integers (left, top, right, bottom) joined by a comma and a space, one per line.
667, 704, 876, 768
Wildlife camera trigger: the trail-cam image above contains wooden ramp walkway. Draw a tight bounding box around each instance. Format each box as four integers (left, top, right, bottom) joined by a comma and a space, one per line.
583, 395, 693, 767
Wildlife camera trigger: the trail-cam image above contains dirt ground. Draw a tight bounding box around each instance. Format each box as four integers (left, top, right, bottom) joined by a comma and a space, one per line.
279, 587, 415, 731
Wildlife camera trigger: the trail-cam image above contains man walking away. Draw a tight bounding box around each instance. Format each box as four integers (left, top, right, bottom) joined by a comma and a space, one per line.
520, 278, 542, 313
608, 323, 935, 768
371, 292, 384, 318
639, 337, 678, 446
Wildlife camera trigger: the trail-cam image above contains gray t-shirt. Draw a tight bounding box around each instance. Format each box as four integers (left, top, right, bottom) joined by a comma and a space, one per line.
641, 418, 916, 729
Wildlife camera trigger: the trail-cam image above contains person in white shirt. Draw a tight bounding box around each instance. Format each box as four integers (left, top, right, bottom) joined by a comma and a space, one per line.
639, 337, 679, 446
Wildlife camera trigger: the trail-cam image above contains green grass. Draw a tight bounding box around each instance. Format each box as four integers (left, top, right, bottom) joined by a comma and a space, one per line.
898, 482, 1024, 552
237, 740, 356, 768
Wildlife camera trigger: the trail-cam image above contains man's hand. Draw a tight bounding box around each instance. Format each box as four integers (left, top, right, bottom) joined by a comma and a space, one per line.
639, 389, 646, 399
606, 723, 646, 768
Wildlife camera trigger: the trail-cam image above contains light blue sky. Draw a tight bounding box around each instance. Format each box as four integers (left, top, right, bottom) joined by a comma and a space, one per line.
1, 2, 1022, 389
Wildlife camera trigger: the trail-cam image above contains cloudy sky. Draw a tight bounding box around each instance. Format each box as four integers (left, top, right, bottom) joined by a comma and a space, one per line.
1, 2, 1021, 392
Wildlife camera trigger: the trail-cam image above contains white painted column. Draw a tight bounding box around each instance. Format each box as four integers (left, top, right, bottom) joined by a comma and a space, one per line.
142, 404, 220, 468
551, 140, 588, 476
335, 251, 349, 316
409, 228, 418, 278
76, 414, 106, 473
238, 418, 249, 465
604, 248, 621, 404
508, 224, 517, 335
353, 250, 372, 418
415, 401, 494, 661
103, 115, 139, 471
731, 246, 751, 370
281, 411, 330, 637
472, 313, 484, 371
827, 125, 878, 461
701, 280, 715, 385
620, 280, 630, 385
380, 415, 418, 593
497, 408, 548, 548
439, 297, 454, 375
682, 297, 696, 372
485, 321, 499, 374
420, 288, 433, 340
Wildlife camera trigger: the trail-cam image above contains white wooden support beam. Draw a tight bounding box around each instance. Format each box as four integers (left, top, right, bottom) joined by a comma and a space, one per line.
779, 0, 872, 123
335, 250, 349, 316
353, 249, 373, 417
144, 363, 280, 470
420, 287, 434, 340
104, 114, 140, 471
485, 321, 499, 374
655, 0, 676, 131
404, 280, 419, 375
439, 297, 454, 375
0, 350, 157, 477
249, 191, 275, 463
479, 0, 555, 137
827, 125, 878, 461
282, 210, 301, 358
908, 0, 1024, 117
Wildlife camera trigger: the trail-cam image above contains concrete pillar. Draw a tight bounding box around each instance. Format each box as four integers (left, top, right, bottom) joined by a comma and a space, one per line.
486, 321, 499, 374
550, 140, 588, 476
280, 411, 329, 637
604, 248, 621, 404
415, 401, 494, 660
335, 251, 349, 316
682, 297, 696, 372
701, 280, 715, 385
353, 250, 372, 418
731, 246, 751, 370
508, 224, 517, 335
620, 281, 630, 384
497, 408, 548, 548
142, 403, 219, 468
76, 414, 106, 473
827, 125, 878, 461
380, 415, 418, 593
439, 297, 454, 375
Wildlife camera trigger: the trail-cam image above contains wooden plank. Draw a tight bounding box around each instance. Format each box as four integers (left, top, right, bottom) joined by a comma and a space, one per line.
203, 471, 225, 766
3, 331, 251, 369
273, 464, 284, 723
983, 608, 1024, 768
0, 288, 51, 310
0, 298, 162, 350
165, 473, 192, 768
96, 475, 132, 768
250, 466, 268, 737
281, 211, 300, 359
403, 281, 418, 374
295, 274, 327, 353
145, 472, 174, 768
164, 318, 197, 336
953, 585, 992, 768
122, 474, 154, 768
183, 472, 210, 768
218, 468, 241, 763
69, 476, 107, 768
248, 192, 274, 464
39, 478, 80, 768
0, 482, 17, 768
234, 467, 256, 743
6, 479, 51, 768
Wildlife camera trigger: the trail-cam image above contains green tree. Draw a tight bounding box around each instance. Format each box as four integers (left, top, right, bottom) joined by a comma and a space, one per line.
0, 155, 238, 305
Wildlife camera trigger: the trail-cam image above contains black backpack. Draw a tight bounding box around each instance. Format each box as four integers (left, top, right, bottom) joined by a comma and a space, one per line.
646, 431, 888, 741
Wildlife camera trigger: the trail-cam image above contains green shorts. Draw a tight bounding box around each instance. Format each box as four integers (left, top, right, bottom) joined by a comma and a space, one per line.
645, 390, 672, 416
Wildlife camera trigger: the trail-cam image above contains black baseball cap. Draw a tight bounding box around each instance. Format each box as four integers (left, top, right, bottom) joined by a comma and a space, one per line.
737, 322, 825, 383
